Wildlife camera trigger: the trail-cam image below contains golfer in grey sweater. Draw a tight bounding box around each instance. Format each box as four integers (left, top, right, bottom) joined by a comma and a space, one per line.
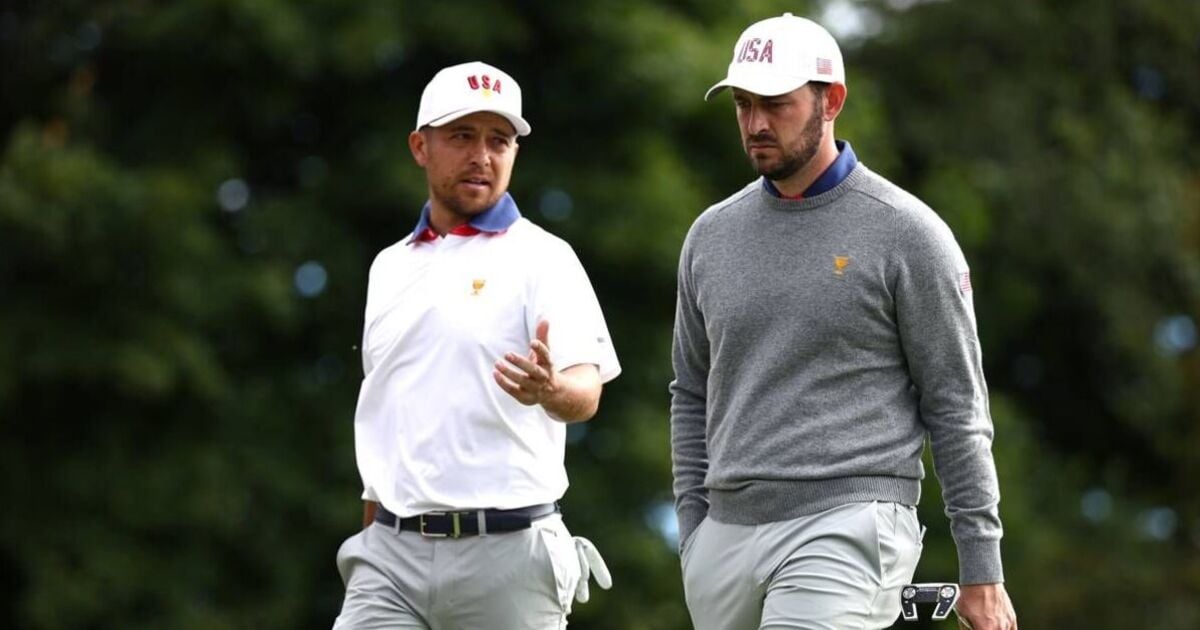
671, 13, 1017, 630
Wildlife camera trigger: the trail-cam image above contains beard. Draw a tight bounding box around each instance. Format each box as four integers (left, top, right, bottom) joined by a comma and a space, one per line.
429, 176, 502, 219
435, 191, 493, 218
745, 100, 825, 181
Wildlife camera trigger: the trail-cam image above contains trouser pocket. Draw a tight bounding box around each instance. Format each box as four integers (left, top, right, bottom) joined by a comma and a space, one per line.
535, 516, 581, 616
875, 503, 923, 589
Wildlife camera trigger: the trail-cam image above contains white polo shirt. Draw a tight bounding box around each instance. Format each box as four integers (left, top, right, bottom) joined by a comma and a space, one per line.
353, 203, 620, 517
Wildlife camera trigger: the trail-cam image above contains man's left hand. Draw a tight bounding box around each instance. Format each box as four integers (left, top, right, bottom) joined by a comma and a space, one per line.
494, 320, 559, 406
494, 320, 602, 422
955, 583, 1017, 630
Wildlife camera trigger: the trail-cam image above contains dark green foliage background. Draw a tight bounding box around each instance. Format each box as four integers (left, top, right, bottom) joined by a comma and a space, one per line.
2, 1, 1198, 628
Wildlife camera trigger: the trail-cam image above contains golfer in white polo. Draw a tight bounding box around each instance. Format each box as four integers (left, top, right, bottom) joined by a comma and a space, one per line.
333, 61, 619, 630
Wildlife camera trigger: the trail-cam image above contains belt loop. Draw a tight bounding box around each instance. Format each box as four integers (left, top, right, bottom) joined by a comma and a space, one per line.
477, 510, 488, 537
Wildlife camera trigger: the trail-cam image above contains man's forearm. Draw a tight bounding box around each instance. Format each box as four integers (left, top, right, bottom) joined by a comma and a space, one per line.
541, 364, 602, 422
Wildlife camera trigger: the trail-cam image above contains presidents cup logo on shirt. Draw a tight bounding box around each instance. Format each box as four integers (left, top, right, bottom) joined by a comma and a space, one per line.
471, 279, 486, 295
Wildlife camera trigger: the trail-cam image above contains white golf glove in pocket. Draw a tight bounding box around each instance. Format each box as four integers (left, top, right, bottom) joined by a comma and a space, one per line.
572, 536, 612, 603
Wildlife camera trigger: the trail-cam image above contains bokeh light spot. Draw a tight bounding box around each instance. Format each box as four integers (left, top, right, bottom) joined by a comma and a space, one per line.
1137, 507, 1178, 542
76, 21, 102, 51
566, 422, 588, 445
217, 178, 251, 213
1154, 314, 1196, 357
314, 354, 345, 385
375, 40, 404, 71
644, 501, 680, 551
294, 261, 328, 298
1080, 487, 1113, 524
1133, 65, 1166, 101
539, 189, 573, 222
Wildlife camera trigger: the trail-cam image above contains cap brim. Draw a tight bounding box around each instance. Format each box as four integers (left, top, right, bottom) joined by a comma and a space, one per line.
704, 74, 811, 101
423, 107, 531, 136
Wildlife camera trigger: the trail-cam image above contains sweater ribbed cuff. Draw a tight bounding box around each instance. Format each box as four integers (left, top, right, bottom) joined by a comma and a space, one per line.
676, 503, 707, 553
957, 538, 1004, 584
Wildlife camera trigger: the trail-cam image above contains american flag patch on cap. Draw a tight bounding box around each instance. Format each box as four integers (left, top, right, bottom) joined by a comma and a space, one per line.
816, 57, 833, 75
960, 271, 973, 293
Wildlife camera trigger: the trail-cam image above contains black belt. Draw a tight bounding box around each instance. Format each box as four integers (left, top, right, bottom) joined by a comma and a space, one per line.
375, 503, 559, 538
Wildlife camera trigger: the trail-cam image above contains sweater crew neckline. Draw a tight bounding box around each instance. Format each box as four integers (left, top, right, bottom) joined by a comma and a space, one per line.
757, 162, 870, 212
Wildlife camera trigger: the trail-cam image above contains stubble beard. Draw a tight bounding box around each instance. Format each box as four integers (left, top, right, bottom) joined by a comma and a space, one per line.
748, 102, 825, 181
432, 182, 500, 219
439, 194, 489, 218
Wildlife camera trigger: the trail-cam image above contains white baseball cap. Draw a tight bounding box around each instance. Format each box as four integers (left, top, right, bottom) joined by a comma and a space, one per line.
705, 13, 845, 101
415, 61, 531, 136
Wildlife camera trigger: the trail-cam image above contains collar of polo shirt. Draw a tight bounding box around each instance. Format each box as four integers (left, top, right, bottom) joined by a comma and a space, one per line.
408, 193, 522, 245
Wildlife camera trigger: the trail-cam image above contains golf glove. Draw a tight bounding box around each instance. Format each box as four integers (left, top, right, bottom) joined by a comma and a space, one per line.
572, 536, 612, 603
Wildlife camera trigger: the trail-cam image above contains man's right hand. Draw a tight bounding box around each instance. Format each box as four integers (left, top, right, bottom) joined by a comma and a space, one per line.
955, 583, 1016, 630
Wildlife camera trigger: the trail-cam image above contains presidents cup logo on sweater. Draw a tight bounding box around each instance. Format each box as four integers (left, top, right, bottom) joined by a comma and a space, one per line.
471, 279, 486, 295
834, 255, 851, 276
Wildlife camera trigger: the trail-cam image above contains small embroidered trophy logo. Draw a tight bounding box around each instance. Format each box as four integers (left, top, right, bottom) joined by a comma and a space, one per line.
471, 279, 485, 295
834, 255, 851, 276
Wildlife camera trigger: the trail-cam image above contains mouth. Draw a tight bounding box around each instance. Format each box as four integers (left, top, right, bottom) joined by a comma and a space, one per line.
459, 176, 492, 191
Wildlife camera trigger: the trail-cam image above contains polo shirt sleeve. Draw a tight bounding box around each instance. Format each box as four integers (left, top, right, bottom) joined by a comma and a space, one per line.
530, 240, 621, 383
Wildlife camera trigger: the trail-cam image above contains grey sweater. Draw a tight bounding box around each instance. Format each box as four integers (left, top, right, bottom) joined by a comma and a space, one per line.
670, 164, 1004, 584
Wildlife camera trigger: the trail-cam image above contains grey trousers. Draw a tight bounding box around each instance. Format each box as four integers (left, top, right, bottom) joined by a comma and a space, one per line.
681, 501, 923, 630
333, 513, 580, 629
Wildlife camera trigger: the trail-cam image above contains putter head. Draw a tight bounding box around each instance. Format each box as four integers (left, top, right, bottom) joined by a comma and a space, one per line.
900, 583, 959, 621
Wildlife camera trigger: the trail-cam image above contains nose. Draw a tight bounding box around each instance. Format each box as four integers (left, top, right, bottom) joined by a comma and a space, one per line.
745, 103, 770, 136
468, 137, 491, 167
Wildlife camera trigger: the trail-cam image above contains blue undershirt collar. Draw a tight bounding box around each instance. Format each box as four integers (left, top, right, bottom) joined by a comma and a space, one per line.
762, 140, 857, 199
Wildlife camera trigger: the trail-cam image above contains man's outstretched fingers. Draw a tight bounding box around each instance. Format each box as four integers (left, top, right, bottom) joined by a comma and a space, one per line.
503, 352, 547, 383
495, 360, 532, 387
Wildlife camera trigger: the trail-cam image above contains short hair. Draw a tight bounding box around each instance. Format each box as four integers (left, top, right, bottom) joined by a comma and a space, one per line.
809, 81, 830, 102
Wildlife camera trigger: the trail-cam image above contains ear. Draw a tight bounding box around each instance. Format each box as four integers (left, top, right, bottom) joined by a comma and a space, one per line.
408, 129, 428, 167
823, 83, 848, 121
